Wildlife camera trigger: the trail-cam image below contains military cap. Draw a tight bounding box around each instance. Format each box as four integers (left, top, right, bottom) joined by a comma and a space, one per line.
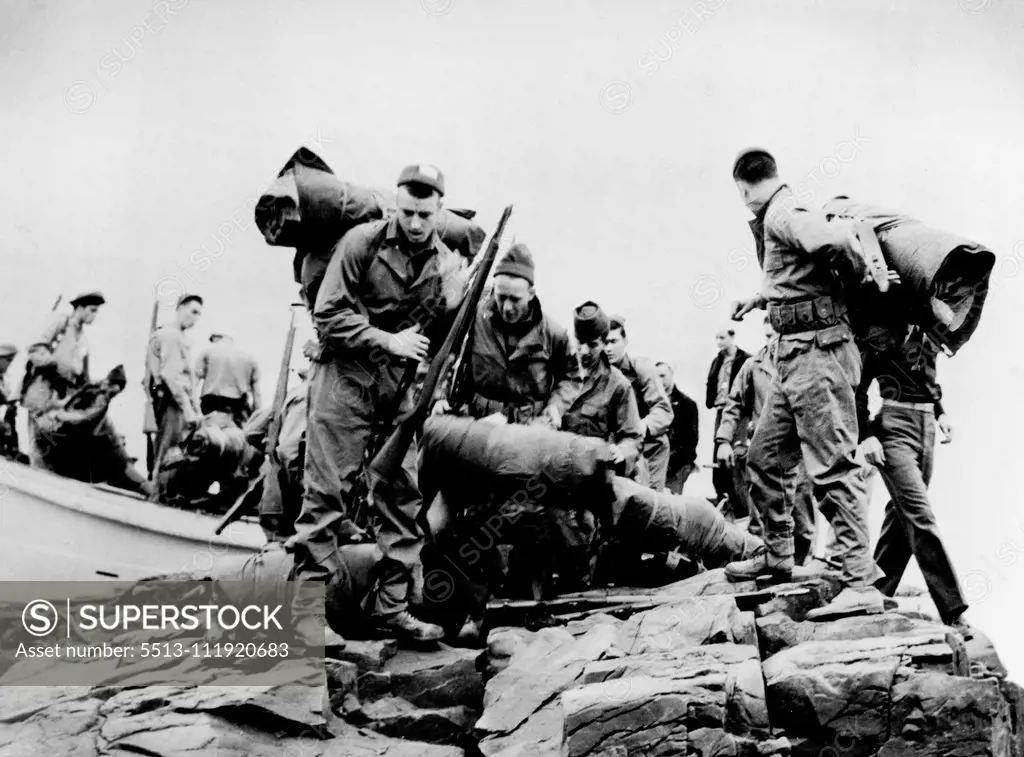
0, 344, 17, 359
494, 243, 535, 285
397, 164, 445, 197
70, 291, 106, 308
574, 301, 611, 343
177, 293, 204, 308
732, 147, 775, 177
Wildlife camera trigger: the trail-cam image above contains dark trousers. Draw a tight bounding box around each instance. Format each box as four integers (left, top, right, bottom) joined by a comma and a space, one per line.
665, 460, 696, 495
288, 358, 423, 618
747, 330, 876, 586
152, 396, 186, 483
200, 394, 249, 425
712, 409, 750, 517
872, 405, 967, 623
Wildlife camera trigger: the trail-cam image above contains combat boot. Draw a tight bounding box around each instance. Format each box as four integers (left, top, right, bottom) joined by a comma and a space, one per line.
294, 615, 346, 652
373, 611, 445, 644
724, 545, 792, 584
805, 586, 885, 622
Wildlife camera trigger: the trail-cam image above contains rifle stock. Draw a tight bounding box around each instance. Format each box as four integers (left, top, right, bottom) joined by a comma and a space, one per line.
367, 205, 513, 483
214, 306, 299, 535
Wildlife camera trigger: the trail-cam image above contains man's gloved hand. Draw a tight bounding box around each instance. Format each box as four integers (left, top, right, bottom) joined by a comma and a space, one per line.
716, 442, 734, 467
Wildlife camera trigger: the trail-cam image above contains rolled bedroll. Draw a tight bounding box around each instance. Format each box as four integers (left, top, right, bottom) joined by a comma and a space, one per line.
418, 415, 618, 511
823, 196, 996, 355
609, 476, 762, 568
255, 147, 487, 305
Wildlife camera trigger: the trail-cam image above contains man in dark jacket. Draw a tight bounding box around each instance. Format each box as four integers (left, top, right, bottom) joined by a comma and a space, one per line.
706, 328, 750, 513
857, 321, 971, 637
655, 361, 699, 494
604, 316, 673, 489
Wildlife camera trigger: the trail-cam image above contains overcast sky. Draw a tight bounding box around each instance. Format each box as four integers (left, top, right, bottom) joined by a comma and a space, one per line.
2, 0, 1023, 676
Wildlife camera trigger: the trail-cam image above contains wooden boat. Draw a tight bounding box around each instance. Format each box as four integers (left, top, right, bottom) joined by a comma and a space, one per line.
0, 460, 265, 582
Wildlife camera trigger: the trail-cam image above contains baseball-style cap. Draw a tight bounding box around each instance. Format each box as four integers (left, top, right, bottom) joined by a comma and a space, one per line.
397, 164, 445, 196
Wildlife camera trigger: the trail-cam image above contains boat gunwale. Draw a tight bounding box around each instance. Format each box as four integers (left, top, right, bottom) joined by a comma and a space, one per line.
0, 460, 265, 551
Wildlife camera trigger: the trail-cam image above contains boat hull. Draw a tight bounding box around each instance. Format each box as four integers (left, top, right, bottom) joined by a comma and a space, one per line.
0, 461, 265, 582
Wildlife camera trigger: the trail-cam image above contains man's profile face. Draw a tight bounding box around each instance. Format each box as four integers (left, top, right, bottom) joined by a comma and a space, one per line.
493, 275, 534, 325
179, 301, 203, 330
735, 179, 772, 216
578, 338, 605, 370
396, 186, 441, 247
715, 331, 734, 351
79, 305, 100, 325
656, 364, 674, 394
603, 328, 627, 365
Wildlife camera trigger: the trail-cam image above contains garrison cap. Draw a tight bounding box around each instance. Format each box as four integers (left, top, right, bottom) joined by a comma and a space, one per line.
494, 243, 535, 285
0, 344, 17, 359
70, 291, 106, 308
105, 364, 127, 388
732, 147, 775, 177
574, 301, 611, 343
177, 293, 203, 308
397, 164, 445, 197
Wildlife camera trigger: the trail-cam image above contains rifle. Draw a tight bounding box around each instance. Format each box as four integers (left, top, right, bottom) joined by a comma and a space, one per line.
214, 304, 301, 535
142, 299, 160, 478
484, 584, 815, 628
366, 205, 514, 488
18, 295, 63, 400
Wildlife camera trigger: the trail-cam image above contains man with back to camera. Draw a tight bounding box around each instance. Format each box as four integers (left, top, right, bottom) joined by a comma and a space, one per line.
723, 147, 886, 621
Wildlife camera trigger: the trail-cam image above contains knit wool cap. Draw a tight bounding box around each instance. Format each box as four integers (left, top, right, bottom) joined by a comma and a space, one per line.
493, 243, 535, 285
574, 301, 611, 343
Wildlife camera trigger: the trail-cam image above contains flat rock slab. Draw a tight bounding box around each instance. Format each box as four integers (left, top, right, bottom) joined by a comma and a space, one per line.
476, 624, 619, 736
763, 632, 967, 753
560, 674, 728, 757
581, 643, 769, 735
614, 596, 748, 655
360, 695, 478, 748
877, 671, 1016, 756
0, 687, 464, 757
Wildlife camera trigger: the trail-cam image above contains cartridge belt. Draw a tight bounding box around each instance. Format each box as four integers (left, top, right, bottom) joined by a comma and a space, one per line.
881, 399, 934, 413
768, 295, 847, 336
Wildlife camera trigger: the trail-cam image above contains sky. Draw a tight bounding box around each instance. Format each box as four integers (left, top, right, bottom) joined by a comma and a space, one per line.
2, 0, 1023, 677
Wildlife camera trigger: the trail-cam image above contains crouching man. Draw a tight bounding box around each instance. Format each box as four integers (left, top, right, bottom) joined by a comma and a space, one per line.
31, 365, 153, 497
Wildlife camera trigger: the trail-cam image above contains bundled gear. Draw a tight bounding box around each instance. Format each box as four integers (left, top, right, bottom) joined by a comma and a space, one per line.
155, 411, 259, 512
417, 416, 762, 608
30, 365, 151, 496
254, 147, 487, 307
823, 196, 996, 356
